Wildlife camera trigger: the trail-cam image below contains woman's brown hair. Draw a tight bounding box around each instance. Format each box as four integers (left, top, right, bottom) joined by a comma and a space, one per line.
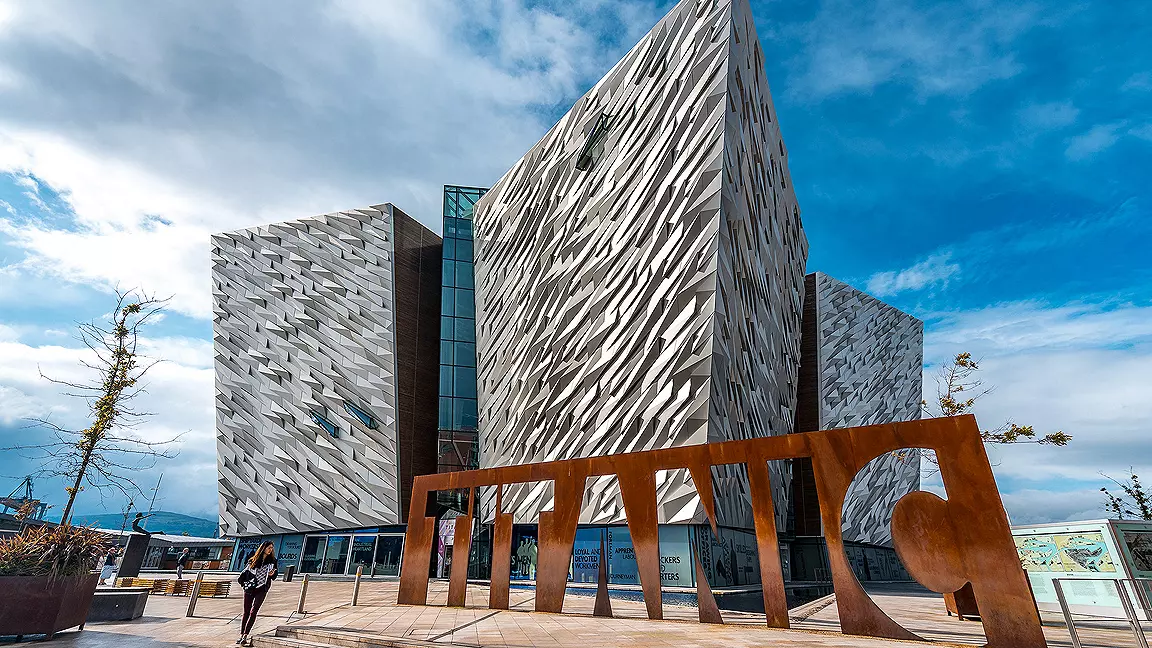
248, 541, 275, 569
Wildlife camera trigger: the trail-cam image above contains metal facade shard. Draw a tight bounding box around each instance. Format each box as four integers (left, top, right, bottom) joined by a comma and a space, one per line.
213, 205, 441, 536
471, 0, 807, 528
397, 416, 1047, 648
794, 272, 925, 546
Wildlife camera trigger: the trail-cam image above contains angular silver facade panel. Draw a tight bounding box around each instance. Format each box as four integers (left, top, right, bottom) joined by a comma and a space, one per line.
806, 272, 923, 546
713, 0, 809, 528
214, 205, 440, 536
472, 0, 807, 528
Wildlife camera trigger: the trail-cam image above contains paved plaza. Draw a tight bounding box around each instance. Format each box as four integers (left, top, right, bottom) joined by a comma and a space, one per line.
19, 577, 1144, 648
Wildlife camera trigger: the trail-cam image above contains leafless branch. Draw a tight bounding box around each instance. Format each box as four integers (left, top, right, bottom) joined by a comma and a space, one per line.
1, 290, 180, 523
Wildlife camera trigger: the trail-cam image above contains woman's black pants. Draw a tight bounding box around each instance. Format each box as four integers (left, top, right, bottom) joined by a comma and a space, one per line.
241, 586, 269, 634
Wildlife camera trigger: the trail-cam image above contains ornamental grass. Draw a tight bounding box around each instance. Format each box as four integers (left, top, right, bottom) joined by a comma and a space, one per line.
0, 524, 109, 578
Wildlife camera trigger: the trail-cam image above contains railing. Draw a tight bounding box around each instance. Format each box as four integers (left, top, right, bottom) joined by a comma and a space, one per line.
1053, 577, 1151, 648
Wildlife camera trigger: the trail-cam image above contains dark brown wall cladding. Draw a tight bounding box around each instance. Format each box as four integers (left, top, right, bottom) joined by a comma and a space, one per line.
391, 207, 442, 522
795, 272, 820, 434
791, 457, 822, 537
792, 272, 822, 536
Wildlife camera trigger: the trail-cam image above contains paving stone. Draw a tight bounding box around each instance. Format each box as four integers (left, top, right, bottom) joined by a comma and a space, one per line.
46, 578, 1140, 648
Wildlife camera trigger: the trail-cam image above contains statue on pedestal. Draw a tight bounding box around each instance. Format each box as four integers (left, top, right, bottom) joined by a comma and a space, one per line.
131, 512, 163, 536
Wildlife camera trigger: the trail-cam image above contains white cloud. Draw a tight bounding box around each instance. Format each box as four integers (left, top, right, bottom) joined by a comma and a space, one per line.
785, 0, 1037, 100
1131, 123, 1152, 141
0, 0, 661, 319
925, 300, 1152, 355
1121, 71, 1152, 92
866, 253, 960, 297
0, 2, 14, 33
138, 336, 214, 370
0, 323, 19, 342
1065, 122, 1125, 160
1000, 488, 1110, 526
2, 214, 215, 319
922, 300, 1152, 523
1017, 100, 1079, 130
0, 332, 215, 515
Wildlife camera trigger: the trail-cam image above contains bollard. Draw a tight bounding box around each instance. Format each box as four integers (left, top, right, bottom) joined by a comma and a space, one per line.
186, 571, 205, 617
284, 564, 296, 583
297, 574, 310, 615
351, 565, 363, 606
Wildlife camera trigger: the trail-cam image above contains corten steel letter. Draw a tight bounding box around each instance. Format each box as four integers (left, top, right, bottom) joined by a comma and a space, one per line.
488, 486, 514, 610
889, 419, 1047, 648
447, 488, 475, 607
616, 461, 663, 620
686, 456, 723, 624
534, 465, 588, 613
593, 532, 613, 618
694, 549, 723, 624
395, 416, 1045, 648
746, 458, 790, 628
397, 482, 436, 605
808, 430, 920, 642
809, 416, 1046, 648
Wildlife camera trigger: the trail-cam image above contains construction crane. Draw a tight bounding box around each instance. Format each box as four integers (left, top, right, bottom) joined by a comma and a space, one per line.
1, 476, 49, 521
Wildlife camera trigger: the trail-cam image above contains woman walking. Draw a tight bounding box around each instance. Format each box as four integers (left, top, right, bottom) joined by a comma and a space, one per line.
99, 547, 120, 585
238, 541, 278, 646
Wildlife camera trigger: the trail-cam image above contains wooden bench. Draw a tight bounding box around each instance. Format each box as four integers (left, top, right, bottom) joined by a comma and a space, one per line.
197, 581, 231, 597
162, 580, 191, 596
115, 577, 166, 594
114, 577, 230, 597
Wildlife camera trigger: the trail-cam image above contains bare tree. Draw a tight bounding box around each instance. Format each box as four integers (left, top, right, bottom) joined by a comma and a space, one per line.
924, 352, 1071, 446
1101, 471, 1151, 520
900, 352, 1071, 469
4, 290, 182, 524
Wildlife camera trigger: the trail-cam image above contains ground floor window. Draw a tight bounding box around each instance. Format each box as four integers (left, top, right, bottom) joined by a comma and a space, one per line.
373, 535, 403, 576
300, 536, 324, 573
510, 525, 538, 580
297, 532, 405, 576
247, 531, 404, 576
501, 523, 760, 588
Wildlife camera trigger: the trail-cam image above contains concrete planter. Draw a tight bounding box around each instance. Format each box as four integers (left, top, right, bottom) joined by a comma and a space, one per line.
0, 573, 100, 639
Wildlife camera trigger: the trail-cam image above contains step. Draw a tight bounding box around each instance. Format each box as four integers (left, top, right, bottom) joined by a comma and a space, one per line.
787, 593, 837, 621
267, 626, 439, 648
252, 635, 332, 648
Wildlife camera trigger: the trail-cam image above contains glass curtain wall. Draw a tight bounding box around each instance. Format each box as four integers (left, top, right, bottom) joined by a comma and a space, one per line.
438, 185, 488, 512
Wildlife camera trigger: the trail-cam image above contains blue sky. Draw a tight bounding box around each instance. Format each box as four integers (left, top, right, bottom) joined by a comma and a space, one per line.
0, 0, 1149, 525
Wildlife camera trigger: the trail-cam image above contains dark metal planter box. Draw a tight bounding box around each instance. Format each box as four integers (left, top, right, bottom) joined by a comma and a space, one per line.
0, 574, 100, 639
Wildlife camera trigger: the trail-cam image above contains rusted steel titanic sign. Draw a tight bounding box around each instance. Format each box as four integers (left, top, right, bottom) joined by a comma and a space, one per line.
398, 415, 1045, 647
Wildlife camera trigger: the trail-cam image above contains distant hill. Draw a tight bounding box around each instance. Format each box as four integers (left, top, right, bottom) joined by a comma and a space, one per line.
70, 511, 219, 538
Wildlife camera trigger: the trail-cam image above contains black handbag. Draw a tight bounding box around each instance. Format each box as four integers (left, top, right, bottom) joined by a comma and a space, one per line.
237, 568, 258, 590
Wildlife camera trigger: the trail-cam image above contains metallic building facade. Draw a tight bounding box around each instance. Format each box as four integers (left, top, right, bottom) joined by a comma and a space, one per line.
214, 204, 441, 536
472, 0, 807, 528
212, 0, 926, 565
793, 272, 923, 546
